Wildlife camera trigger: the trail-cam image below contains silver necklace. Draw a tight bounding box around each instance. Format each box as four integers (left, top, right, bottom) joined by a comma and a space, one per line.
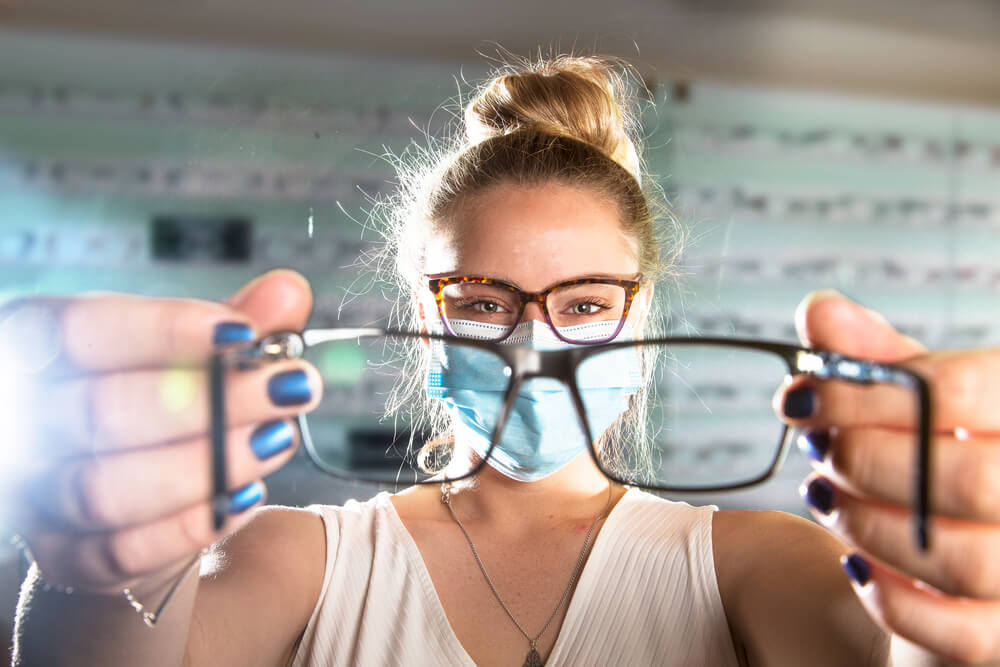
440, 483, 614, 667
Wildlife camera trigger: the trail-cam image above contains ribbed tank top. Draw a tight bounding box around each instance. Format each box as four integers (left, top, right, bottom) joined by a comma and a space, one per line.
291, 488, 740, 666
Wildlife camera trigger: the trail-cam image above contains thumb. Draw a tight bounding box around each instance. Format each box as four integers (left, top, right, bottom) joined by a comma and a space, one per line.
226, 269, 313, 336
795, 289, 926, 363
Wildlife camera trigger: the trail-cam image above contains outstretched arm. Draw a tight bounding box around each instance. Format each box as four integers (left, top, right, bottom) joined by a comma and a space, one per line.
778, 291, 1000, 666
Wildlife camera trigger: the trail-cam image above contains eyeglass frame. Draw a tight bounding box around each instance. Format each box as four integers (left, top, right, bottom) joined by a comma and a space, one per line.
209, 329, 932, 551
426, 274, 643, 344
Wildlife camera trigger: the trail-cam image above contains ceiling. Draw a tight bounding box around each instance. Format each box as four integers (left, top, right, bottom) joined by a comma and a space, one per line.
1, 0, 999, 106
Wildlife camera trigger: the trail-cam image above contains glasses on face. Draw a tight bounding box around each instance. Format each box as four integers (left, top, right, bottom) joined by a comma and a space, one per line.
209, 330, 933, 550
426, 275, 642, 344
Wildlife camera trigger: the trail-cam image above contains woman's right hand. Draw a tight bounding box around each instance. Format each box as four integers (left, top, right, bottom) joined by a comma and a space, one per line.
1, 269, 322, 597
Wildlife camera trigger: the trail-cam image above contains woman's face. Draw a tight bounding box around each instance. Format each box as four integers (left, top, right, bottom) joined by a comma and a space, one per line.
421, 181, 644, 327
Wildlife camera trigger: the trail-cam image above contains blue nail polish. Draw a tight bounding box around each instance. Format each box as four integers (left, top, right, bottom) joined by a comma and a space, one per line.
250, 421, 294, 460
213, 322, 254, 345
803, 477, 835, 514
268, 370, 311, 406
228, 481, 263, 514
798, 429, 830, 462
783, 386, 815, 418
842, 553, 871, 586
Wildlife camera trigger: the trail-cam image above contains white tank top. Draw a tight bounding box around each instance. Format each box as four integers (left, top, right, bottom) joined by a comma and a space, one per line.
291, 488, 740, 666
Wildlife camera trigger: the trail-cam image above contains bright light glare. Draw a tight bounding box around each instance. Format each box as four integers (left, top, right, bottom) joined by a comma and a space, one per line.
0, 303, 58, 493
796, 351, 825, 373
0, 341, 32, 483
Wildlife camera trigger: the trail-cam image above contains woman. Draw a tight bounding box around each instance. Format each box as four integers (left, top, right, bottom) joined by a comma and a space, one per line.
9, 56, 1000, 666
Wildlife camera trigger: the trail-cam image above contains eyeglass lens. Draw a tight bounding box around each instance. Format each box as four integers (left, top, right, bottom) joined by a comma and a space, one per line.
439, 280, 628, 343
294, 335, 919, 495
577, 342, 917, 491
299, 333, 507, 485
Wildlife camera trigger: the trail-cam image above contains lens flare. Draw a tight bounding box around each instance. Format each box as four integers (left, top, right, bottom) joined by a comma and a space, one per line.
316, 343, 366, 386
160, 368, 197, 414
0, 303, 60, 375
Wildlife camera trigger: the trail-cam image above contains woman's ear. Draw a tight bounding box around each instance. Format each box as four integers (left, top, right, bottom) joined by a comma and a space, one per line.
414, 290, 432, 349
414, 291, 428, 334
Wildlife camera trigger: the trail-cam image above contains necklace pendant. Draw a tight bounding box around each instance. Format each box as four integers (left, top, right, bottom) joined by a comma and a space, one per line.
523, 646, 543, 667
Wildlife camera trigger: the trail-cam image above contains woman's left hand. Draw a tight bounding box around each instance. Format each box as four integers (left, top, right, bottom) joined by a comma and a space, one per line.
777, 290, 1000, 666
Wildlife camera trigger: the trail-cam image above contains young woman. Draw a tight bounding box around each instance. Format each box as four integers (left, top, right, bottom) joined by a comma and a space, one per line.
10, 57, 1000, 666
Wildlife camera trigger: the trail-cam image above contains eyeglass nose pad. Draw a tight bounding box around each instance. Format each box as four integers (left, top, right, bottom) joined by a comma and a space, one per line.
519, 301, 548, 324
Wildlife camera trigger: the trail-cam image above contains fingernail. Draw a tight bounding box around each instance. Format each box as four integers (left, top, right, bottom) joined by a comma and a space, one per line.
803, 477, 835, 514
250, 421, 294, 460
213, 322, 254, 345
783, 386, 815, 418
798, 429, 830, 462
268, 369, 311, 406
228, 481, 263, 514
841, 553, 871, 586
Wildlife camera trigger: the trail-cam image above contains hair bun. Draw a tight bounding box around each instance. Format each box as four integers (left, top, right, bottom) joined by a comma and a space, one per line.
465, 56, 642, 181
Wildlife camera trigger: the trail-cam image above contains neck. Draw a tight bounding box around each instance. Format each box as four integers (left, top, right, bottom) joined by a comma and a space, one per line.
444, 451, 617, 531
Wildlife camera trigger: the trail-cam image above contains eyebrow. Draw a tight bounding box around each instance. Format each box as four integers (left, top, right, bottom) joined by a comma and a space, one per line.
435, 272, 641, 291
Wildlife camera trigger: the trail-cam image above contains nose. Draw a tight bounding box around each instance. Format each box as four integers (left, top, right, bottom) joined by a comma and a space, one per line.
520, 301, 546, 324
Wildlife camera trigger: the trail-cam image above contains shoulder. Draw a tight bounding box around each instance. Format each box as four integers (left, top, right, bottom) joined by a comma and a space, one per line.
221, 503, 328, 564
611, 488, 717, 544
225, 494, 392, 578
712, 509, 889, 667
188, 505, 328, 666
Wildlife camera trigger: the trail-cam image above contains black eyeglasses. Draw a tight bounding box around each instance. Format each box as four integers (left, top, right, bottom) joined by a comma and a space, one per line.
209, 330, 932, 549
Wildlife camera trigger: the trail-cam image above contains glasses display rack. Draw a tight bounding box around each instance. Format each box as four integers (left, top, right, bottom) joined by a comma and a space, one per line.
1, 32, 998, 514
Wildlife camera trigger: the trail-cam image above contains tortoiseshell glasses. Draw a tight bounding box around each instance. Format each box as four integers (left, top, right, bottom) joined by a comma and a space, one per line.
426, 275, 643, 344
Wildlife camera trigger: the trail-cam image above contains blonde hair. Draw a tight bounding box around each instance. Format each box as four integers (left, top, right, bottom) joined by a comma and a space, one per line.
374, 54, 681, 480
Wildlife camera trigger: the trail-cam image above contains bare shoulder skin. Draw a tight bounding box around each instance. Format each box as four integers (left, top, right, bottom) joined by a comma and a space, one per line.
713, 509, 891, 667
184, 505, 327, 667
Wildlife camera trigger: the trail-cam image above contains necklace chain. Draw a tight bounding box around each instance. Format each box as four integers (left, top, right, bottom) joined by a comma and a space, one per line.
440, 482, 613, 660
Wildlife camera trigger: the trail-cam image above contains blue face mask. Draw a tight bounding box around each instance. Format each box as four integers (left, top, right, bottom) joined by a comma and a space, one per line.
425, 319, 642, 482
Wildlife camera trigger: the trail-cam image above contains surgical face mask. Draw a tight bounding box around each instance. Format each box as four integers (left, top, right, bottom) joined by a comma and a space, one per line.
425, 319, 642, 482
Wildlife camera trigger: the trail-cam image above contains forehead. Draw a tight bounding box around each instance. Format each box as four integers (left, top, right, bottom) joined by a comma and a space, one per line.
425, 181, 639, 290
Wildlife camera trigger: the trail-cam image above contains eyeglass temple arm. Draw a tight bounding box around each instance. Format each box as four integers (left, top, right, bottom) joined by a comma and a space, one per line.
209, 352, 228, 531
795, 350, 933, 551
208, 331, 318, 530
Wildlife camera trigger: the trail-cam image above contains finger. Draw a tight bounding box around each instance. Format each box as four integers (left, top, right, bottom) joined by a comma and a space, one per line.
30, 421, 297, 531
226, 269, 313, 336
802, 473, 1000, 600
0, 294, 256, 377
795, 289, 927, 361
803, 427, 1000, 522
25, 481, 266, 591
842, 552, 1000, 665
776, 349, 1000, 433
40, 360, 322, 454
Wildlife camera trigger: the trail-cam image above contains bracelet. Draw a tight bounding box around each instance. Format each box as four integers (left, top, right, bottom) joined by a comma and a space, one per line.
122, 549, 207, 628
12, 534, 208, 628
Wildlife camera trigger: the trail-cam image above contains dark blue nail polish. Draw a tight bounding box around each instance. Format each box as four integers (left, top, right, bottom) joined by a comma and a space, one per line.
250, 421, 294, 460
783, 386, 815, 418
803, 477, 836, 514
268, 370, 311, 406
842, 553, 871, 586
798, 429, 830, 462
228, 481, 263, 514
213, 322, 254, 345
